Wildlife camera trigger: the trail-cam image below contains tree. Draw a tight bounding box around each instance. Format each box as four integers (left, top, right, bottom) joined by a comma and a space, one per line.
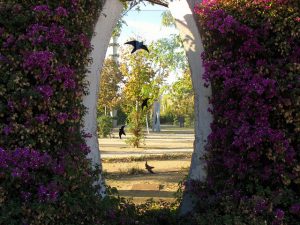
120, 47, 160, 147
163, 69, 194, 127
146, 34, 187, 78
98, 58, 123, 115
161, 11, 176, 27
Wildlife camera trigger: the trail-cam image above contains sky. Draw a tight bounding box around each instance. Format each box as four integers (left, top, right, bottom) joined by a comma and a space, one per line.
106, 2, 179, 55
118, 3, 179, 43
106, 2, 183, 84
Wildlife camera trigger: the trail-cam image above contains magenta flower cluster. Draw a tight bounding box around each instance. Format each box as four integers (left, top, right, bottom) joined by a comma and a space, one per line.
0, 1, 104, 224
0, 147, 63, 202
191, 0, 299, 223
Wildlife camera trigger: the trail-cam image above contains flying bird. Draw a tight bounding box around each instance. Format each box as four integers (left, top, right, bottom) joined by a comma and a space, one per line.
119, 125, 126, 139
145, 161, 155, 174
141, 98, 150, 110
125, 40, 149, 54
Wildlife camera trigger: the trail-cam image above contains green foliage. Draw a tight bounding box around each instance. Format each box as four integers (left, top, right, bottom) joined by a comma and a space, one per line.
125, 110, 145, 148
160, 113, 175, 124
189, 0, 300, 224
0, 1, 113, 224
97, 115, 113, 138
120, 47, 159, 147
98, 58, 123, 114
161, 11, 176, 27
147, 34, 187, 75
112, 18, 127, 37
116, 106, 127, 125
162, 69, 194, 127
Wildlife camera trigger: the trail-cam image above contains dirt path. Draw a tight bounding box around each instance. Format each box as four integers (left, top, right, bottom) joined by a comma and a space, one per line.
99, 125, 194, 203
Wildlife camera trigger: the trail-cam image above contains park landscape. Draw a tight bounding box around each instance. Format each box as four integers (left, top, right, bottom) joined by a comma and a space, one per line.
0, 0, 299, 225
100, 125, 194, 203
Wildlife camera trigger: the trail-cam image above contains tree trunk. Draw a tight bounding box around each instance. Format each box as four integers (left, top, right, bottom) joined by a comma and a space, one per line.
110, 109, 118, 128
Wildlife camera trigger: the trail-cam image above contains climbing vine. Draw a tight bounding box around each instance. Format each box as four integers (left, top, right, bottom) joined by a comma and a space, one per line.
189, 0, 300, 224
1, 0, 299, 224
0, 1, 112, 224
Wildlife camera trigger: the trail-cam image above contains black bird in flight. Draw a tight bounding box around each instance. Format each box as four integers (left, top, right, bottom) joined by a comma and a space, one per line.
141, 98, 150, 110
145, 161, 155, 174
119, 125, 126, 139
125, 40, 149, 54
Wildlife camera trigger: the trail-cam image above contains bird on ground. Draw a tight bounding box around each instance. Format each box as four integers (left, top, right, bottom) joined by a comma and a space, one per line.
125, 40, 149, 54
145, 161, 155, 174
141, 98, 150, 110
119, 125, 126, 139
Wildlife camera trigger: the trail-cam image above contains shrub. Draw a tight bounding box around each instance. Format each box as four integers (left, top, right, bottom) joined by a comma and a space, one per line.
188, 0, 300, 224
97, 115, 113, 138
0, 1, 120, 224
126, 110, 145, 148
160, 113, 175, 125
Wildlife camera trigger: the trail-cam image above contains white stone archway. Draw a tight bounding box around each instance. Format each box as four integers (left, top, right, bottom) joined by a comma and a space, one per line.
82, 0, 213, 212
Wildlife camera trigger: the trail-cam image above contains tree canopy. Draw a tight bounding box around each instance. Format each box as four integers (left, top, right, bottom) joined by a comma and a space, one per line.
98, 58, 123, 113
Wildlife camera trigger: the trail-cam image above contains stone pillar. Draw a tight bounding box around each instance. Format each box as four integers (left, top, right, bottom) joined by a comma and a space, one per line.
168, 0, 213, 214
82, 0, 124, 194
110, 109, 118, 128
152, 100, 161, 132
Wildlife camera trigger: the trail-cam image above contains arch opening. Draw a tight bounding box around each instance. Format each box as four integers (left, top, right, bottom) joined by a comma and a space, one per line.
82, 0, 212, 212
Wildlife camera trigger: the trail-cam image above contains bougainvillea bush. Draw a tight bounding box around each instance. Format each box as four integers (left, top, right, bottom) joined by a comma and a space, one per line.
188, 0, 300, 224
0, 1, 125, 224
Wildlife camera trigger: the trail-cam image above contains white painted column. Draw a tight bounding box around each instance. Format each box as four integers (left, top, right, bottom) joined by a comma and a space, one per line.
82, 0, 124, 192
152, 100, 161, 132
168, 0, 213, 214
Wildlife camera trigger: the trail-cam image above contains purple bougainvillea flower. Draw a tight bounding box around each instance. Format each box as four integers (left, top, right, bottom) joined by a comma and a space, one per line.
11, 167, 22, 178
21, 98, 29, 107
7, 99, 14, 111
38, 182, 60, 202
285, 148, 296, 164
32, 5, 51, 14
52, 162, 65, 175
46, 24, 68, 45
290, 203, 300, 215
71, 111, 80, 120
64, 79, 76, 89
0, 148, 8, 168
0, 54, 7, 62
0, 27, 4, 37
255, 199, 268, 213
3, 34, 15, 48
274, 208, 285, 220
20, 191, 32, 202
26, 23, 48, 45
3, 125, 12, 136
55, 6, 68, 17
82, 133, 92, 138
79, 143, 90, 154
71, 0, 79, 7
56, 112, 68, 124
78, 33, 91, 48
55, 65, 75, 81
23, 51, 54, 69
23, 51, 54, 80
35, 114, 49, 123
37, 85, 53, 99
